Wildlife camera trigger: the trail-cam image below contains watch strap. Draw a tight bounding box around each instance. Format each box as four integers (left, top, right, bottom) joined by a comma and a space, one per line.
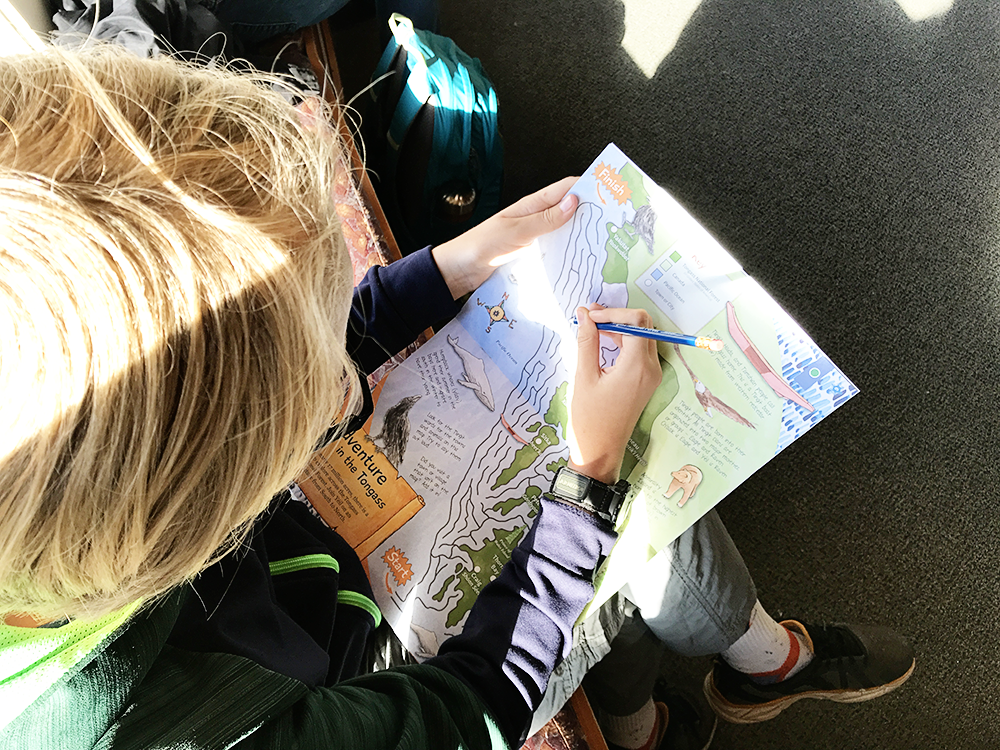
545, 467, 629, 525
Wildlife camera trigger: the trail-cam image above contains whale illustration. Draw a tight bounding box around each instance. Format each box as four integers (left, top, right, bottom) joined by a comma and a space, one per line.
447, 335, 495, 411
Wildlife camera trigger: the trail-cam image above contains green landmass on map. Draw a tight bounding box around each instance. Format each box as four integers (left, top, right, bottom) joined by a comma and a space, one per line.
620, 164, 650, 208
491, 485, 542, 516
620, 357, 679, 480
602, 164, 652, 283
544, 381, 569, 440
440, 524, 528, 628
546, 456, 568, 475
493, 382, 569, 491
604, 223, 636, 282
492, 424, 559, 490
431, 573, 456, 602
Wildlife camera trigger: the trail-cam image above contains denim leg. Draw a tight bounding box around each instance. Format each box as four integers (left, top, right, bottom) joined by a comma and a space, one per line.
623, 509, 757, 657
583, 613, 665, 716
209, 0, 353, 45
527, 593, 629, 737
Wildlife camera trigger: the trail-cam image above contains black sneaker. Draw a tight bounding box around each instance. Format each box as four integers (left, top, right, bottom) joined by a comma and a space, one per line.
703, 620, 915, 724
653, 681, 717, 750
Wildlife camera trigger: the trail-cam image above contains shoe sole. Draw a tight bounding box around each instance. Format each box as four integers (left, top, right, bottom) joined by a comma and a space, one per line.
703, 659, 916, 724
700, 715, 718, 750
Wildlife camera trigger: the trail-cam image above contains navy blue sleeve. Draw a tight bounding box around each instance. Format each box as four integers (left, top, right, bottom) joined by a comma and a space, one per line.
347, 247, 618, 746
426, 499, 618, 746
348, 246, 463, 374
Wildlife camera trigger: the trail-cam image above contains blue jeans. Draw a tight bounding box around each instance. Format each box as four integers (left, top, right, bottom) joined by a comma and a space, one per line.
203, 0, 350, 45
205, 0, 438, 46
624, 508, 757, 656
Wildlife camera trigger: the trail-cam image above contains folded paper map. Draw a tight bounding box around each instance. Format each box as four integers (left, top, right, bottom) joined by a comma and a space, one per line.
317, 143, 859, 657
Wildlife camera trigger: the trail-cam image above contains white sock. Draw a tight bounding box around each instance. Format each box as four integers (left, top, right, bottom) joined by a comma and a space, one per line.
600, 698, 659, 750
721, 600, 813, 684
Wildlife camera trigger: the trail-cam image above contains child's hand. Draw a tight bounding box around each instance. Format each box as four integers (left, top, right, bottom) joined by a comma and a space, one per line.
431, 177, 579, 299
567, 305, 662, 484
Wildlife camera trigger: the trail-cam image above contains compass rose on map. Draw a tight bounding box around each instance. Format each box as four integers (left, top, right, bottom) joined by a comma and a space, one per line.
476, 292, 516, 333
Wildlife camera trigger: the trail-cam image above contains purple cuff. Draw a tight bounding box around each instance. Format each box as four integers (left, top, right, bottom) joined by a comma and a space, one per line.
430, 499, 618, 745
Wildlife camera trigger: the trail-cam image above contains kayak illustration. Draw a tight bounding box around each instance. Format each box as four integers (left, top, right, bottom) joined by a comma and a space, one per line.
726, 301, 814, 413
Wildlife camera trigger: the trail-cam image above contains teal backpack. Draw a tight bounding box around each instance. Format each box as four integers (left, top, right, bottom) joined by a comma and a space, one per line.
365, 14, 503, 255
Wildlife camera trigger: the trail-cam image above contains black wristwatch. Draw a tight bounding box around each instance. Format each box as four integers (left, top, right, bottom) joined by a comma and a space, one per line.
544, 466, 629, 525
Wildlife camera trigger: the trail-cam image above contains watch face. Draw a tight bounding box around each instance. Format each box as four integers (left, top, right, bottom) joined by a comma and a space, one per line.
553, 468, 590, 501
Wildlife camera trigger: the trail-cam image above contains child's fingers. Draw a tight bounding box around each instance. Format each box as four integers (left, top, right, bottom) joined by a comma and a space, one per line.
502, 176, 579, 219
586, 306, 652, 327
574, 306, 602, 382
588, 307, 658, 363
491, 178, 580, 249
503, 194, 578, 248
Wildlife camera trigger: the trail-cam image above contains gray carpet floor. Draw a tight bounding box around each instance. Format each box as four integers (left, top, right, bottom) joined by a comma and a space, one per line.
337, 1, 1000, 747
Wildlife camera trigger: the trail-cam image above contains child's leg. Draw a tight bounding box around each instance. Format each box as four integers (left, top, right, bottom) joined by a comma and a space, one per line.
581, 510, 750, 749
719, 600, 813, 682
622, 509, 914, 724
624, 508, 810, 679
583, 613, 665, 717
623, 509, 758, 658
584, 614, 716, 750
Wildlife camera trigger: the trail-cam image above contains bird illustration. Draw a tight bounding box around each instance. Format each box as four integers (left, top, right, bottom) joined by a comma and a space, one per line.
673, 344, 755, 429
371, 394, 422, 466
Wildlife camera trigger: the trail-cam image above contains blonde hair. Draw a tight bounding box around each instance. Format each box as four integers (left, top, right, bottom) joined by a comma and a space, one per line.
0, 45, 360, 621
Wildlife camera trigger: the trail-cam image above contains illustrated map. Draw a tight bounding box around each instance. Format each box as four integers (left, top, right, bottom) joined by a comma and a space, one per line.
365, 144, 859, 657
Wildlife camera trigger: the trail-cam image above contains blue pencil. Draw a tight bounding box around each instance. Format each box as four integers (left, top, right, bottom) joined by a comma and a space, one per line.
575, 320, 725, 352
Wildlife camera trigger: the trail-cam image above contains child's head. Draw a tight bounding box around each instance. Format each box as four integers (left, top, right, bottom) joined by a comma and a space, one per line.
0, 46, 360, 621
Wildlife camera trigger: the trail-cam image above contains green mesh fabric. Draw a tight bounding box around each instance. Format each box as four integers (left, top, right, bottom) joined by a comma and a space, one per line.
0, 600, 141, 730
